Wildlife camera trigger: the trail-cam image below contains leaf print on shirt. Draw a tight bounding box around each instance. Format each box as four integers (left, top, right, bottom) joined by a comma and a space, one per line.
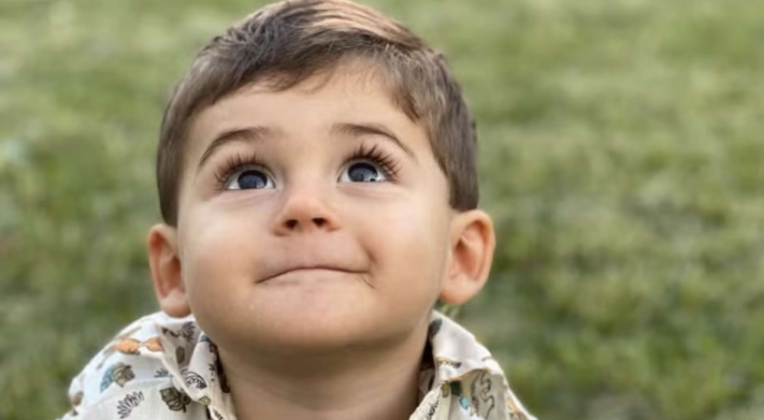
435, 357, 463, 369
162, 326, 181, 338
98, 336, 163, 370
470, 370, 496, 419
204, 338, 231, 393
184, 370, 208, 390
160, 387, 192, 413
114, 338, 142, 355
71, 391, 84, 406
449, 381, 463, 397
101, 363, 136, 392
68, 391, 84, 416
181, 321, 196, 343
428, 318, 442, 339
509, 410, 529, 420
176, 346, 187, 365
116, 391, 144, 419
144, 337, 163, 352
424, 398, 439, 420
507, 394, 529, 420
96, 326, 142, 368
440, 383, 450, 398
217, 360, 231, 393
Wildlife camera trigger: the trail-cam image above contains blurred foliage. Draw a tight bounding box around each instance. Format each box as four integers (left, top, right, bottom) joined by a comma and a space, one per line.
1, 0, 764, 419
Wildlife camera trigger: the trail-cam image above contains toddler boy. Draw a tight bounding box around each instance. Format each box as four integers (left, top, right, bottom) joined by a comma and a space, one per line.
59, 1, 536, 419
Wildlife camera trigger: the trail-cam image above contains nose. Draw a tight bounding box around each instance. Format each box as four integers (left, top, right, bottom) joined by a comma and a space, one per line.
273, 186, 340, 235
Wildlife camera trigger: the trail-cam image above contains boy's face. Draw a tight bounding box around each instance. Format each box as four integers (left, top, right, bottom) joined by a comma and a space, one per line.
167, 65, 458, 354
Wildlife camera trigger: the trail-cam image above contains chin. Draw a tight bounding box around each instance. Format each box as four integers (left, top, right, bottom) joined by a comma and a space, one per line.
260, 304, 429, 357
257, 298, 380, 350
193, 274, 429, 356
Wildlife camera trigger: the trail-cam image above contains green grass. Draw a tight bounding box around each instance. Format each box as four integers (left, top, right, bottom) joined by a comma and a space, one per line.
2, 0, 763, 419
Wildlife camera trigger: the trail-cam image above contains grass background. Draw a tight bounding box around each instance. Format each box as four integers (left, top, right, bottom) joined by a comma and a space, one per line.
2, 0, 763, 419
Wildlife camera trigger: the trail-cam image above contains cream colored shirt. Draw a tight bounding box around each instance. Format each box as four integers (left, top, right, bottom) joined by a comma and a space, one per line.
59, 311, 536, 420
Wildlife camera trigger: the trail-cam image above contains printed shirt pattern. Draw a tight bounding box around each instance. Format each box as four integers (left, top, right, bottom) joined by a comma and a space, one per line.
58, 311, 536, 420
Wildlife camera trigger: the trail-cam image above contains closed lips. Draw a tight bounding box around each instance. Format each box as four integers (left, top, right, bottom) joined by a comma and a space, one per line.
257, 265, 362, 283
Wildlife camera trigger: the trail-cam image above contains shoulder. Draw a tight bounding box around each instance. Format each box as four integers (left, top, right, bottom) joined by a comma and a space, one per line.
427, 312, 538, 420
58, 312, 208, 420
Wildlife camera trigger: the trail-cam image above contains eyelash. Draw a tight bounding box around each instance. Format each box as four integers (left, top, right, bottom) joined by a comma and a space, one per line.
213, 151, 269, 190
212, 144, 402, 190
343, 143, 401, 181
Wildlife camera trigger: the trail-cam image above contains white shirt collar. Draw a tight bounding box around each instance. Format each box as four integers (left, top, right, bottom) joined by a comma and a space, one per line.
67, 311, 535, 420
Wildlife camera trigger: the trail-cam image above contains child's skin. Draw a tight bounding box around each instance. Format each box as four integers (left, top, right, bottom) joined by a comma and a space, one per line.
147, 59, 496, 420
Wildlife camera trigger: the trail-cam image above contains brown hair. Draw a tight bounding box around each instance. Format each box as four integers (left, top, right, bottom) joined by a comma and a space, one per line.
157, 0, 478, 225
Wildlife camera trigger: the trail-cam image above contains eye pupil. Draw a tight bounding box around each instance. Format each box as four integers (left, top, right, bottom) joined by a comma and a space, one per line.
238, 170, 268, 189
348, 162, 381, 182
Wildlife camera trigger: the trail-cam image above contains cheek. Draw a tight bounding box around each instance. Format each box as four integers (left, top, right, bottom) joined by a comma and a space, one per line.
363, 196, 451, 291
178, 207, 261, 300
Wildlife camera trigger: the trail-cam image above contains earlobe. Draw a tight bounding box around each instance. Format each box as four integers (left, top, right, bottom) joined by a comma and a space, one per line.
439, 210, 496, 306
148, 224, 191, 317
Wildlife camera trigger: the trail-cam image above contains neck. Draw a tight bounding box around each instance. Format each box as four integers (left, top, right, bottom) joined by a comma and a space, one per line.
220, 326, 429, 420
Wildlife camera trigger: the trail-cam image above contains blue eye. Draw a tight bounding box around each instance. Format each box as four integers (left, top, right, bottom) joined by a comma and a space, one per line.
226, 168, 275, 190
340, 161, 387, 183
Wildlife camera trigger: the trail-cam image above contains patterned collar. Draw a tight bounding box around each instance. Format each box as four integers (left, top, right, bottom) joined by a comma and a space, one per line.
64, 311, 535, 420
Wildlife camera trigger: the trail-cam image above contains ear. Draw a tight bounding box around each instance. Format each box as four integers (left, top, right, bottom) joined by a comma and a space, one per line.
148, 224, 191, 317
439, 210, 496, 306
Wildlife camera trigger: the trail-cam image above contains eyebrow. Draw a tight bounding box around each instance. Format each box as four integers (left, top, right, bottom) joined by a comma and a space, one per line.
331, 122, 417, 162
196, 121, 417, 172
197, 126, 273, 172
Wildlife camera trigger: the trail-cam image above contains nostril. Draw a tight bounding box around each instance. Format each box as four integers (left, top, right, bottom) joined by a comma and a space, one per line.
280, 217, 331, 232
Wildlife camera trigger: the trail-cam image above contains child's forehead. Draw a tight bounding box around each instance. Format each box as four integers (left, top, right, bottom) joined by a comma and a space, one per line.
183, 60, 425, 160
